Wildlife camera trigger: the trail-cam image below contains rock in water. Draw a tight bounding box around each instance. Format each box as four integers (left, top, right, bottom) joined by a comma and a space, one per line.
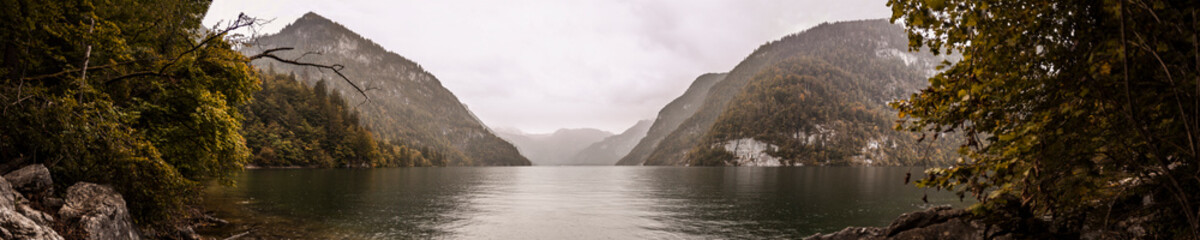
3, 164, 53, 195
889, 218, 985, 240
804, 206, 1009, 240
805, 227, 884, 240
0, 175, 63, 240
59, 182, 140, 240
883, 206, 966, 236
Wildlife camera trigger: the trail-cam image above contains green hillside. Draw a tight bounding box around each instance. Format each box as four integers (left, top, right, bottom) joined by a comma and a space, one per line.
241, 72, 442, 168
642, 19, 958, 166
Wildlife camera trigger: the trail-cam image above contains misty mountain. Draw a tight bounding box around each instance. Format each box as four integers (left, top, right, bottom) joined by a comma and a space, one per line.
616, 73, 726, 166
247, 12, 529, 166
496, 128, 613, 166
568, 120, 653, 166
637, 19, 958, 166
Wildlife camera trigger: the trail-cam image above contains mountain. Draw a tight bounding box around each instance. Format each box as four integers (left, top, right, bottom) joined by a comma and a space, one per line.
496, 128, 614, 166
616, 73, 726, 165
569, 120, 653, 165
638, 19, 958, 166
248, 12, 529, 166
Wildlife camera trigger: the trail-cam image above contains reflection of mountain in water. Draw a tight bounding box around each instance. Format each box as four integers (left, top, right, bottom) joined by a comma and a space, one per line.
636, 167, 955, 238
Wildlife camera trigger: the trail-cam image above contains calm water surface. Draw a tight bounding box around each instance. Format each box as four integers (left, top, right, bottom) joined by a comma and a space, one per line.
200, 167, 967, 239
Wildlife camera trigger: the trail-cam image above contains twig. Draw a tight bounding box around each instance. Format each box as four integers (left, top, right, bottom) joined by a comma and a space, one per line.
223, 231, 251, 240
22, 61, 134, 81
294, 51, 322, 62
158, 13, 258, 74
81, 17, 95, 83
103, 71, 169, 85
248, 51, 369, 100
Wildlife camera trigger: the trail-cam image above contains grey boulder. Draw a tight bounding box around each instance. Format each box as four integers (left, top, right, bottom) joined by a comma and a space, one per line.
804, 206, 1008, 240
0, 175, 63, 240
59, 182, 141, 240
3, 164, 53, 195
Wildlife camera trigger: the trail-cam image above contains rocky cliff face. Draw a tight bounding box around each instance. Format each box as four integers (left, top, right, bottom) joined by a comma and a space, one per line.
569, 120, 653, 166
248, 12, 529, 166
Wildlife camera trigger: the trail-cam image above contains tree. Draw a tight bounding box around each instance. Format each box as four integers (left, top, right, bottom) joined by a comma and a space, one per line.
0, 0, 258, 232
889, 0, 1200, 237
241, 72, 434, 168
0, 0, 366, 234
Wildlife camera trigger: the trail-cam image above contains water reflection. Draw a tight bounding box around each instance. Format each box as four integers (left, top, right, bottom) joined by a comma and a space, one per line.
203, 168, 485, 238
200, 167, 967, 239
633, 167, 961, 239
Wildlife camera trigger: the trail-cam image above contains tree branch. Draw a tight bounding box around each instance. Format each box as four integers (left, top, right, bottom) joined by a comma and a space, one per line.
158, 13, 259, 74
103, 71, 170, 85
248, 50, 369, 100
249, 47, 294, 58
1130, 32, 1197, 158
21, 61, 132, 81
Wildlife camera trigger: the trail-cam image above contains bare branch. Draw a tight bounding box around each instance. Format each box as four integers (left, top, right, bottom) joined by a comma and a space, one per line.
248, 50, 369, 100
103, 71, 170, 85
81, 17, 95, 83
294, 51, 322, 62
250, 47, 295, 57
1130, 32, 1197, 157
22, 61, 135, 81
159, 13, 260, 74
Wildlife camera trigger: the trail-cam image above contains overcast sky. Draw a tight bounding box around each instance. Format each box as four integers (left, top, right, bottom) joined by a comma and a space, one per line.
203, 0, 891, 134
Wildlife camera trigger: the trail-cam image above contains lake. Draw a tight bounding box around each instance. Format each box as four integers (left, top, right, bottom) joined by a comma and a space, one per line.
199, 167, 969, 239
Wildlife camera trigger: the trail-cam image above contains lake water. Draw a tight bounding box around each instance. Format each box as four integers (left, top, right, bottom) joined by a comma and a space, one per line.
199, 167, 969, 239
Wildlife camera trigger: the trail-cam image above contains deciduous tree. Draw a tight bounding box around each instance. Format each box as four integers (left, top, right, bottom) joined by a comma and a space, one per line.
890, 0, 1200, 237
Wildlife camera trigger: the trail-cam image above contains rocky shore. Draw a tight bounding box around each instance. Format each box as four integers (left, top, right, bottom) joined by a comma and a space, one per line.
804, 206, 1012, 240
0, 164, 141, 239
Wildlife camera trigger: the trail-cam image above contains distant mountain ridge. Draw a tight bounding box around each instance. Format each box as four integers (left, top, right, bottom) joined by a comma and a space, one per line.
634, 19, 958, 166
247, 12, 529, 166
496, 128, 613, 166
569, 120, 653, 165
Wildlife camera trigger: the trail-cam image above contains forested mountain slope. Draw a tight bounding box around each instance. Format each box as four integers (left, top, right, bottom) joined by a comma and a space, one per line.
248, 12, 528, 166
616, 73, 726, 165
641, 19, 957, 166
242, 72, 442, 168
570, 120, 653, 165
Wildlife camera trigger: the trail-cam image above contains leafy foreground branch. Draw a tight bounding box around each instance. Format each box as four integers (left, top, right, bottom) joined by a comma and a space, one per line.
888, 0, 1200, 238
